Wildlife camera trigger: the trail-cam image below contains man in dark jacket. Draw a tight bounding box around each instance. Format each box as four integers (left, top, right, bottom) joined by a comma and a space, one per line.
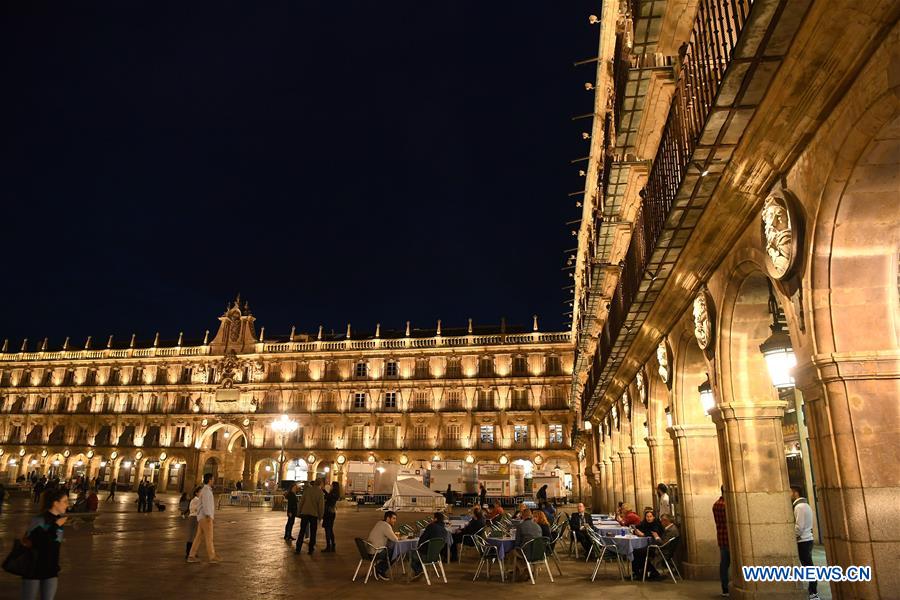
569, 502, 598, 554
412, 513, 448, 576
283, 484, 299, 541
295, 480, 324, 555
450, 507, 485, 561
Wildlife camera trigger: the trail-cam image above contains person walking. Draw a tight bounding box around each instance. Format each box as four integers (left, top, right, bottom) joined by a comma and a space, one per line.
713, 487, 730, 597
283, 484, 299, 542
187, 473, 220, 563
184, 486, 201, 560
105, 481, 116, 503
295, 479, 324, 555
444, 484, 454, 508
535, 484, 548, 504
322, 481, 340, 552
21, 487, 69, 600
791, 486, 818, 599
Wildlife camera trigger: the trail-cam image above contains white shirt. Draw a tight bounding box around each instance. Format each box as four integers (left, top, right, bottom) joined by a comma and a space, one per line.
189, 496, 201, 518
367, 520, 398, 549
658, 493, 671, 516
793, 498, 813, 542
197, 484, 215, 520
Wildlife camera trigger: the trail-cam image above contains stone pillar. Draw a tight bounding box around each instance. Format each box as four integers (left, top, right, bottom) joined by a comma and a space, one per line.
618, 450, 635, 509
647, 435, 676, 508
241, 448, 253, 491
797, 353, 900, 600
159, 463, 170, 492
711, 401, 797, 599
603, 457, 614, 513
609, 453, 621, 509
630, 444, 654, 512
596, 460, 608, 512
670, 423, 721, 579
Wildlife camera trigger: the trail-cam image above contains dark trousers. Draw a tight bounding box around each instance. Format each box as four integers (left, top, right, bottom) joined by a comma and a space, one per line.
719, 546, 730, 593
633, 546, 658, 578
284, 512, 296, 539
575, 530, 591, 553
296, 515, 318, 552
138, 496, 145, 512
322, 512, 336, 548
797, 540, 817, 594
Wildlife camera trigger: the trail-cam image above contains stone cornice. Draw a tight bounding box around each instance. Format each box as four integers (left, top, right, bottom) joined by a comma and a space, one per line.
795, 350, 900, 388
667, 424, 717, 440
709, 400, 787, 423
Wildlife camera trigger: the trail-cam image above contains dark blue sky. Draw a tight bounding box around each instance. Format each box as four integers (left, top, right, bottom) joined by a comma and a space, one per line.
1, 2, 599, 346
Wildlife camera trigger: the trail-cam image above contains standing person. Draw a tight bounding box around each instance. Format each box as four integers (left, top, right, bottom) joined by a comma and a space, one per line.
322, 481, 340, 552
137, 480, 146, 512
478, 483, 487, 507
33, 477, 45, 504
145, 483, 156, 513
178, 493, 190, 517
295, 479, 324, 555
713, 487, 730, 597
535, 484, 548, 504
21, 487, 69, 600
283, 484, 299, 542
791, 486, 818, 600
105, 481, 116, 503
185, 486, 201, 560
444, 484, 454, 507
657, 483, 671, 516
187, 473, 220, 563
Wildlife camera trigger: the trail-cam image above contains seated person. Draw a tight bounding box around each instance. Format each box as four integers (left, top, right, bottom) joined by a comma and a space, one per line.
367, 510, 399, 580
617, 503, 641, 526
568, 502, 598, 554
512, 502, 528, 520
512, 508, 543, 579
412, 512, 447, 576
86, 490, 99, 512
632, 513, 680, 580
532, 508, 551, 538
450, 507, 486, 561
540, 501, 557, 523
633, 509, 664, 538
485, 500, 504, 522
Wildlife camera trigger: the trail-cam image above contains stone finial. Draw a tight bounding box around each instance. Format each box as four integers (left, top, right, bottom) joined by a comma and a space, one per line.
436, 319, 442, 336
500, 317, 506, 333
177, 331, 183, 346
533, 314, 539, 331
152, 332, 159, 347
84, 336, 92, 350
41, 338, 48, 351
203, 330, 209, 345
20, 338, 28, 352
62, 337, 69, 350
467, 318, 473, 334
405, 321, 411, 337
1, 339, 7, 353
289, 326, 296, 342
107, 335, 113, 349
375, 323, 381, 338
129, 334, 136, 348
317, 325, 323, 340
345, 323, 351, 339
259, 326, 265, 342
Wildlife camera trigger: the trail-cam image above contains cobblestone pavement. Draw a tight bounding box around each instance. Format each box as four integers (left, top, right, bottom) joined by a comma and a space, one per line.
0, 491, 730, 599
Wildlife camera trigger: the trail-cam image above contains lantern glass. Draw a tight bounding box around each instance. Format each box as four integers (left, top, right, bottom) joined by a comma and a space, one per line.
762, 346, 797, 389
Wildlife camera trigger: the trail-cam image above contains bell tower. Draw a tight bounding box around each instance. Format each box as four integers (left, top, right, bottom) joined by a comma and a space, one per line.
208, 295, 258, 355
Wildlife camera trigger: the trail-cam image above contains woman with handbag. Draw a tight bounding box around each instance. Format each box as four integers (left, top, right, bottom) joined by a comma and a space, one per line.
22, 487, 68, 600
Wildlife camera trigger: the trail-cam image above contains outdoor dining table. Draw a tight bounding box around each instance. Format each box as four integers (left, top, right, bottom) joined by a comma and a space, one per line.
485, 536, 517, 561
609, 534, 650, 562
598, 525, 627, 536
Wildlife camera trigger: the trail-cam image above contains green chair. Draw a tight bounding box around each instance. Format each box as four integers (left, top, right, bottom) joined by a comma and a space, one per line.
513, 537, 553, 585
414, 537, 447, 585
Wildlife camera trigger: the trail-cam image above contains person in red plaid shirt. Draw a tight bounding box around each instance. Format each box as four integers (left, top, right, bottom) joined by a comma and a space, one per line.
712, 486, 729, 597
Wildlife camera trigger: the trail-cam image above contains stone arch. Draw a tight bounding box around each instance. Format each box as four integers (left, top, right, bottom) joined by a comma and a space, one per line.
194, 422, 250, 450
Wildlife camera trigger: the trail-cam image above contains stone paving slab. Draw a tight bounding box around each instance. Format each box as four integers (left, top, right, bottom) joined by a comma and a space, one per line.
0, 492, 725, 599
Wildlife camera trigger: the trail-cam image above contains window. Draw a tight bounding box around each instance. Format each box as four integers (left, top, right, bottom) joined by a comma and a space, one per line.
84, 369, 97, 386
104, 396, 115, 412
20, 370, 32, 387
109, 369, 121, 385
354, 362, 368, 378
478, 356, 494, 377
324, 361, 339, 381
514, 424, 529, 443
0, 370, 10, 386
350, 425, 364, 445
510, 388, 529, 409
149, 395, 162, 413
512, 356, 528, 375
353, 392, 367, 409
41, 370, 53, 386
319, 423, 334, 442
544, 387, 566, 408
383, 391, 397, 409
174, 426, 187, 444
446, 424, 460, 441
294, 361, 309, 382
414, 358, 430, 378
156, 367, 169, 385
445, 359, 461, 378
63, 369, 75, 386
413, 425, 427, 440
319, 391, 336, 411
36, 397, 47, 411
548, 424, 564, 444
477, 389, 495, 410
413, 390, 429, 410
479, 425, 494, 444
176, 395, 190, 412
546, 355, 562, 375
181, 366, 192, 383
131, 367, 143, 385
381, 425, 397, 447
8, 425, 21, 443
385, 361, 399, 378
445, 389, 462, 409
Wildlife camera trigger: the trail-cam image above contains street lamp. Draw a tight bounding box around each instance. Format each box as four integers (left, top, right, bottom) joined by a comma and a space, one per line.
271, 415, 298, 484
698, 376, 715, 414
759, 281, 796, 389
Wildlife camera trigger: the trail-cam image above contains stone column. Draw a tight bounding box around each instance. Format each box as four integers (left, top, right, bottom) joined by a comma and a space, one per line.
630, 444, 654, 512
609, 453, 621, 509
603, 457, 614, 512
797, 353, 900, 600
596, 460, 608, 512
618, 450, 635, 509
710, 401, 797, 599
241, 448, 253, 491
647, 435, 675, 508
670, 423, 721, 579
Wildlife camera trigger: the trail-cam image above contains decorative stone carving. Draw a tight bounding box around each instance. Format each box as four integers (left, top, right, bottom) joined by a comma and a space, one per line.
623, 391, 631, 421
611, 404, 620, 430
251, 361, 265, 382
192, 363, 208, 384
656, 342, 671, 387
692, 289, 715, 354
636, 371, 647, 407
219, 350, 239, 389
761, 190, 799, 280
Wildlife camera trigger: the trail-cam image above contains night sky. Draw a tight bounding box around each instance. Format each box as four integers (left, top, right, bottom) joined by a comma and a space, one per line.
1, 2, 599, 347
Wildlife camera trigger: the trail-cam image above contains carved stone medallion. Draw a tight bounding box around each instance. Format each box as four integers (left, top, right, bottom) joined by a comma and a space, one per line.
636, 371, 647, 407
761, 190, 799, 280
692, 289, 715, 354
656, 341, 671, 388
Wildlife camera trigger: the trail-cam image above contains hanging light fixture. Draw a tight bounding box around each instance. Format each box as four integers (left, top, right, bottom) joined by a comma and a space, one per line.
698, 375, 715, 414
759, 280, 796, 389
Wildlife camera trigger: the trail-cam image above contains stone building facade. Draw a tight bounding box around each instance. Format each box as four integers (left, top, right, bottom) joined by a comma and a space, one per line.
569, 0, 898, 598
0, 300, 578, 499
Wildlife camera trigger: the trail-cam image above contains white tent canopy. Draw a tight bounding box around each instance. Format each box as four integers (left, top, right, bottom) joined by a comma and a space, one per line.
382, 478, 447, 513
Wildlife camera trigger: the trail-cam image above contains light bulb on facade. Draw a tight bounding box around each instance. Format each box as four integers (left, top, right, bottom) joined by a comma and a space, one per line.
698, 376, 715, 414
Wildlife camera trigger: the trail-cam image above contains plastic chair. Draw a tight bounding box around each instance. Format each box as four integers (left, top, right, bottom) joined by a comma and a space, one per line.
414, 537, 447, 585
352, 537, 389, 584
472, 535, 504, 582
642, 536, 682, 583
514, 537, 554, 584
459, 525, 486, 562
587, 531, 626, 582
